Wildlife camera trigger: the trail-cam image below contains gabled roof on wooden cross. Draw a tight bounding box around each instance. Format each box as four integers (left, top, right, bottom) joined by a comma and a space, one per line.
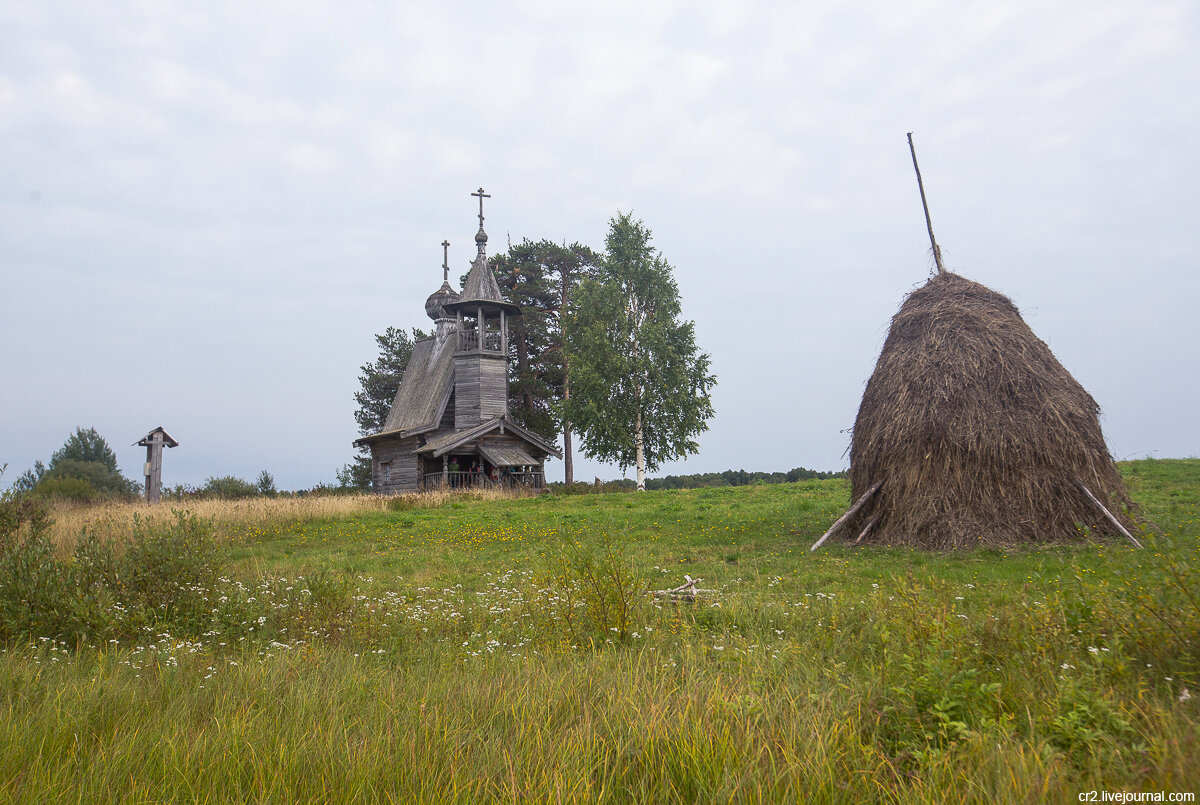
134, 426, 178, 448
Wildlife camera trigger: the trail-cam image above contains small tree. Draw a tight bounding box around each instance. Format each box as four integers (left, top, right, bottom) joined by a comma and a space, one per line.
564, 213, 715, 490
256, 470, 277, 497
10, 462, 45, 493
51, 427, 120, 472
27, 427, 138, 499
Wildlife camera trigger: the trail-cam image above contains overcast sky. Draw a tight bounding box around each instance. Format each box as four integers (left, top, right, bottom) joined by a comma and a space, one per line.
2, 1, 1198, 490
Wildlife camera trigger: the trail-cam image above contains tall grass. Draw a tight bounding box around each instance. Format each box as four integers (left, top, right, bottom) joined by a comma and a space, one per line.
1, 460, 1197, 802
14, 644, 1190, 804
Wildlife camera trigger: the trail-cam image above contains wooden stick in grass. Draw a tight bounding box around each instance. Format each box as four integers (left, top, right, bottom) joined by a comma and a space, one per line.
811, 480, 883, 552
653, 575, 719, 599
665, 576, 698, 594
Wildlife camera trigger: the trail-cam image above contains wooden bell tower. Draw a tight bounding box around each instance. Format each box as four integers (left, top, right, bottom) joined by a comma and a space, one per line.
444, 188, 521, 429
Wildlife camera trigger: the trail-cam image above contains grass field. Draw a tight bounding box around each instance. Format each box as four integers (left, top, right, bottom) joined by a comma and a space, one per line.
2, 459, 1198, 803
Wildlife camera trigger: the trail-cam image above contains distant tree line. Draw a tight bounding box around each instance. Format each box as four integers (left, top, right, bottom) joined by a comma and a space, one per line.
645, 467, 847, 490
549, 467, 846, 493
163, 474, 356, 500
164, 470, 365, 499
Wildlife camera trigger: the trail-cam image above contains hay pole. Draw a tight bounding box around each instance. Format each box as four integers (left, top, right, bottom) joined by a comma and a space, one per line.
853, 513, 881, 545
811, 480, 883, 552
1075, 479, 1143, 549
907, 132, 945, 275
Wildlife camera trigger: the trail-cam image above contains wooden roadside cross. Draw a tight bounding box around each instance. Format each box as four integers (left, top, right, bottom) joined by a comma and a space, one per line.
134, 426, 178, 503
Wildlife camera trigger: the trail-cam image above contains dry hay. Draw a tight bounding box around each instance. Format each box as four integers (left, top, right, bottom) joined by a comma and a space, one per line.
846, 272, 1136, 549
43, 486, 534, 553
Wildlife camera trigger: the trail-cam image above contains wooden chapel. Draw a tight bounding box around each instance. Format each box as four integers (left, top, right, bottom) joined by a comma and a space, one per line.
353, 189, 560, 493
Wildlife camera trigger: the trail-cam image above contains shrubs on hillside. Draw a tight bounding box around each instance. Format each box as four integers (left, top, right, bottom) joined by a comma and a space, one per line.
32, 475, 104, 503
194, 475, 261, 500
0, 486, 221, 644
161, 471, 346, 501
0, 484, 355, 648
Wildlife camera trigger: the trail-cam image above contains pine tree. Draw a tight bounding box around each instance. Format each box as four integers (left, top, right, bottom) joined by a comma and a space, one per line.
51, 427, 120, 473
490, 239, 600, 484
564, 213, 715, 490
32, 427, 139, 498
340, 326, 426, 490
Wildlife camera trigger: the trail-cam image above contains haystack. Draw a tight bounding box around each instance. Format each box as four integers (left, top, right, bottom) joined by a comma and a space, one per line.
828, 272, 1137, 550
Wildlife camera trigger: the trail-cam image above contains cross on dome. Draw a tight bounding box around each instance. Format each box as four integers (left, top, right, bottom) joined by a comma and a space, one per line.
471, 187, 491, 229
471, 187, 491, 260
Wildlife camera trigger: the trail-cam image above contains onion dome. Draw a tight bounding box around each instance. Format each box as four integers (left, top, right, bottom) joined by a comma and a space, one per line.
425, 239, 460, 320
425, 281, 460, 321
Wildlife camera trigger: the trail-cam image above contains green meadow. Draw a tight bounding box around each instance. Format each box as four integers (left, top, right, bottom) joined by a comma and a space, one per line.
2, 459, 1198, 803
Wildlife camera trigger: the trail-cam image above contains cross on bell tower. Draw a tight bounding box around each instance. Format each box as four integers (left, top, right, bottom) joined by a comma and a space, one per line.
471, 187, 490, 227
471, 187, 490, 260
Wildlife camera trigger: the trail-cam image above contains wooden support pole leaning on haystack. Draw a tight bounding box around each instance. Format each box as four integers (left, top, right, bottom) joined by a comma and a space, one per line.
907, 132, 945, 275
853, 513, 881, 545
810, 479, 883, 552
1075, 479, 1144, 549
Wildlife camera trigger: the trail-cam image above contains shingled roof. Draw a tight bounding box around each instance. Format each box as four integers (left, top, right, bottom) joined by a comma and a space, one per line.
353, 333, 455, 446
417, 415, 562, 459
445, 241, 520, 315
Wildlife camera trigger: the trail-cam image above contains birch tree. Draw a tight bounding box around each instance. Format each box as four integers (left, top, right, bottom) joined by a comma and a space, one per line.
564, 213, 715, 490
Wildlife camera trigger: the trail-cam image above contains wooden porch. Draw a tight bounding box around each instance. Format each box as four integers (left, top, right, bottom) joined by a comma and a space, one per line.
422, 471, 545, 490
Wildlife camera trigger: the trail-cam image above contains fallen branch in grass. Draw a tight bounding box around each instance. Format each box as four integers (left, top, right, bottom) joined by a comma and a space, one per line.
653, 575, 717, 601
